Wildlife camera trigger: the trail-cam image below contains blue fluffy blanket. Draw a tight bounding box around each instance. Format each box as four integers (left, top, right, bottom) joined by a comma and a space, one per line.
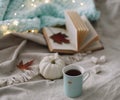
0, 0, 100, 35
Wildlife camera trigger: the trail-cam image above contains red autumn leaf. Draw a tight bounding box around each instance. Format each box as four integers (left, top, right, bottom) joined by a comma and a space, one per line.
17, 60, 34, 70
50, 32, 70, 44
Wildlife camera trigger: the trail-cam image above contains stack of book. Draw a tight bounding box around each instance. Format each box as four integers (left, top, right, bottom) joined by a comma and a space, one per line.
42, 10, 104, 54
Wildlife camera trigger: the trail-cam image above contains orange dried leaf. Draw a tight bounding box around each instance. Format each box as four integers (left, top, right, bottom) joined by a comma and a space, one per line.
17, 60, 34, 70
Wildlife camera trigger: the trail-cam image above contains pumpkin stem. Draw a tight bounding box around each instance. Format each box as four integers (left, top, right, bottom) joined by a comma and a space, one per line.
51, 60, 56, 64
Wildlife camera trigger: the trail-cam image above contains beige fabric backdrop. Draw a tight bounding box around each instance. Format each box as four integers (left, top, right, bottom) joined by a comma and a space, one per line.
1, 0, 120, 100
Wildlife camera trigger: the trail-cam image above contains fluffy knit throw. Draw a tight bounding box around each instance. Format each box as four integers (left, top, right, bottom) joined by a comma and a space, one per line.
0, 0, 100, 35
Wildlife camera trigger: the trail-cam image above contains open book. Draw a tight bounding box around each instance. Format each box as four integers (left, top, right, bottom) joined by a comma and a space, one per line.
42, 11, 104, 54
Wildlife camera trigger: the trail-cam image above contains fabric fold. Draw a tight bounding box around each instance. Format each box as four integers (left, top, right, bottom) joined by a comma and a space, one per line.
0, 40, 27, 74
0, 33, 88, 87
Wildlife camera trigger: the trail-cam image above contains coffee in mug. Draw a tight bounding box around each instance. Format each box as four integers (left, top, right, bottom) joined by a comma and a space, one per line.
62, 65, 90, 98
65, 69, 81, 76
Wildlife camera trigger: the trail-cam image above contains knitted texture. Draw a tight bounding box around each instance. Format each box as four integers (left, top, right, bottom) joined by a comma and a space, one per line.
0, 0, 100, 35
0, 18, 40, 33
0, 0, 10, 21
53, 0, 100, 21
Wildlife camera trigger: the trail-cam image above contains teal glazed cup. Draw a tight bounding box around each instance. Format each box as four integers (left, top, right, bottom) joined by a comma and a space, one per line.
62, 65, 90, 98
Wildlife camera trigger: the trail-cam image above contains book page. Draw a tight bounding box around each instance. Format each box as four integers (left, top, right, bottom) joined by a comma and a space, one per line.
80, 15, 99, 50
43, 27, 77, 51
65, 10, 89, 50
65, 11, 78, 50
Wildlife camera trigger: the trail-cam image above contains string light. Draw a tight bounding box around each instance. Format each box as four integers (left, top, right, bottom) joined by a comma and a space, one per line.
31, 30, 35, 33
44, 0, 50, 3
80, 2, 84, 6
72, 0, 76, 3
3, 30, 12, 36
1, 25, 7, 30
27, 29, 39, 33
7, 22, 10, 26
14, 13, 17, 16
1, 25, 8, 31
21, 4, 25, 7
31, 3, 34, 6
13, 20, 19, 26
31, 3, 37, 8
32, 0, 35, 2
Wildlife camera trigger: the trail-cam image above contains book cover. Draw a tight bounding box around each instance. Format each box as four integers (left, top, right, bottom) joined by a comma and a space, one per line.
83, 40, 104, 52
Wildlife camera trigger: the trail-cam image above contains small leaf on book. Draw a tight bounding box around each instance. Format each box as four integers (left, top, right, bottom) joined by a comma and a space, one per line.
50, 32, 70, 44
17, 60, 34, 70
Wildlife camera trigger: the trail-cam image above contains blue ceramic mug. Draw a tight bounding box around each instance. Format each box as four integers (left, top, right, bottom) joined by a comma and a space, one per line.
62, 65, 90, 98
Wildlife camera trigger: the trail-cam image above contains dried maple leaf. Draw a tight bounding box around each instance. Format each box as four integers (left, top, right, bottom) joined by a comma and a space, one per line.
50, 32, 70, 44
17, 60, 34, 70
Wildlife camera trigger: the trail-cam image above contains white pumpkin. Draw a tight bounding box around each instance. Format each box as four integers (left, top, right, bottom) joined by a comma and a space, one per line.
39, 53, 65, 80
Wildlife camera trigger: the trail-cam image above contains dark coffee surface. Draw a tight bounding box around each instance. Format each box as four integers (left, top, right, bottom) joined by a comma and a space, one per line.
65, 69, 81, 76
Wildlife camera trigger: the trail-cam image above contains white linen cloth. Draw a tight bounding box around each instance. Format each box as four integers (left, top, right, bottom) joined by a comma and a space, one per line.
0, 32, 85, 86
0, 0, 120, 99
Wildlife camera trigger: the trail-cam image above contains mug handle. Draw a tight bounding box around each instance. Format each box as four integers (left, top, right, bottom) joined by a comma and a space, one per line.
83, 71, 90, 83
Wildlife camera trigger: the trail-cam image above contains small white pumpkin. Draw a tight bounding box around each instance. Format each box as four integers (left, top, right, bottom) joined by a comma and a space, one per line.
39, 53, 65, 80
